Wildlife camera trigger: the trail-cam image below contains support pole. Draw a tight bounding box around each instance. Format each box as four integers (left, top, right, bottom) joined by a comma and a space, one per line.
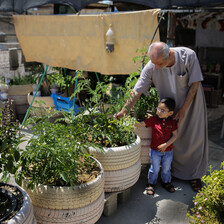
166, 12, 176, 47
73, 71, 78, 112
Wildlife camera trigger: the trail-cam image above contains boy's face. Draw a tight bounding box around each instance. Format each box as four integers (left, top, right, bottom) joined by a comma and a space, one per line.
156, 102, 174, 119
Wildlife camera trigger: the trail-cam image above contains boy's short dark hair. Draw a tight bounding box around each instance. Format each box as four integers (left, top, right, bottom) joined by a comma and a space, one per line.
160, 98, 176, 111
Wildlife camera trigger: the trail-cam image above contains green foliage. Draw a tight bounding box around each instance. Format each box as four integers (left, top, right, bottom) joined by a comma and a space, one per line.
121, 47, 159, 120
15, 106, 100, 189
0, 99, 24, 182
10, 73, 37, 85
71, 79, 137, 147
187, 162, 224, 224
134, 88, 159, 120
10, 63, 43, 85
47, 68, 79, 92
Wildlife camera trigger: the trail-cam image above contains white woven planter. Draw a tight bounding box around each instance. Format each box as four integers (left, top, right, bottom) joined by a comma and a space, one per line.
89, 135, 141, 171
22, 158, 104, 210
104, 159, 141, 192
89, 136, 141, 192
3, 183, 36, 224
21, 157, 104, 224
33, 192, 104, 224
135, 126, 152, 165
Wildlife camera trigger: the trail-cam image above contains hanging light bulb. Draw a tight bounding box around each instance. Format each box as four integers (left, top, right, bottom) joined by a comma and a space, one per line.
106, 24, 114, 53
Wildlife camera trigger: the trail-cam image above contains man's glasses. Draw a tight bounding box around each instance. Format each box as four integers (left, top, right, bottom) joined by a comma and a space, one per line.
156, 107, 169, 113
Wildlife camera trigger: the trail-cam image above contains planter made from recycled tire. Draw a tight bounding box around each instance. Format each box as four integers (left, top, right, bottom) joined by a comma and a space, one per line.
0, 182, 36, 224
89, 135, 141, 171
21, 157, 104, 224
33, 192, 104, 224
89, 136, 141, 192
104, 158, 141, 192
135, 126, 152, 165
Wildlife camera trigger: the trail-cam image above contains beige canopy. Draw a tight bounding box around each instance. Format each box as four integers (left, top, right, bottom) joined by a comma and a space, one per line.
13, 9, 160, 75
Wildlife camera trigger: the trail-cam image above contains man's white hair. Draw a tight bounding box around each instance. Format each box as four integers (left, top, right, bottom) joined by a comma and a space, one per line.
148, 42, 170, 60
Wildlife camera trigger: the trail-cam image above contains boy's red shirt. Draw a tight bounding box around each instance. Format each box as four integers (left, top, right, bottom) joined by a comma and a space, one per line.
144, 116, 177, 151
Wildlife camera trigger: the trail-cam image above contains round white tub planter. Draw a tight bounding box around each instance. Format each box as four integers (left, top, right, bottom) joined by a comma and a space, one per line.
89, 135, 141, 192
21, 158, 104, 224
135, 126, 152, 165
1, 183, 36, 224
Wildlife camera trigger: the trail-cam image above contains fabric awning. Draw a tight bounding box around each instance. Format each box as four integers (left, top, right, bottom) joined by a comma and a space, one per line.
13, 9, 160, 75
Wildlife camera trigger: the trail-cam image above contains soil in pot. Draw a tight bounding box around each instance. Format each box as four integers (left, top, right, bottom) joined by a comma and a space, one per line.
0, 183, 24, 223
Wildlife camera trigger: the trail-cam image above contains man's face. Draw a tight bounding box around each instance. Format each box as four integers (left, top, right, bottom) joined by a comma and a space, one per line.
151, 55, 169, 69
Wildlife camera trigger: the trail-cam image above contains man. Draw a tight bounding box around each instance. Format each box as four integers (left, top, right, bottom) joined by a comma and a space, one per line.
116, 42, 208, 192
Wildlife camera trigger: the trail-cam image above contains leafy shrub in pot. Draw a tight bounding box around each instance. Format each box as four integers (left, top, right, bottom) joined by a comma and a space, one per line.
1, 103, 105, 223
71, 79, 141, 192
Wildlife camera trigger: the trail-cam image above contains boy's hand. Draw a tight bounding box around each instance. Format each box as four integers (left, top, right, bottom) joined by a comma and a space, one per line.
157, 143, 167, 152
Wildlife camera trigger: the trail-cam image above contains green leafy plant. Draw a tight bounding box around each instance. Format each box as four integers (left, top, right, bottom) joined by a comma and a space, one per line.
0, 99, 24, 182
14, 106, 101, 189
187, 162, 224, 224
10, 72, 37, 85
121, 47, 159, 120
134, 88, 159, 120
71, 79, 137, 147
47, 68, 78, 93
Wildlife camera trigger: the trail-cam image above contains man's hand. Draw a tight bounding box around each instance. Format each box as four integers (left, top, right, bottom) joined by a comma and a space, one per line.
157, 143, 167, 152
115, 111, 125, 120
115, 89, 141, 120
174, 108, 185, 125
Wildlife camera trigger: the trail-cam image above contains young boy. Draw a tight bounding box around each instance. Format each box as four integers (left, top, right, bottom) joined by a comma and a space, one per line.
136, 98, 178, 195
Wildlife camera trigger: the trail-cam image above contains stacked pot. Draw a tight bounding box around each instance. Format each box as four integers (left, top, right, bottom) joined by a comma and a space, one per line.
89, 135, 141, 192
22, 158, 105, 224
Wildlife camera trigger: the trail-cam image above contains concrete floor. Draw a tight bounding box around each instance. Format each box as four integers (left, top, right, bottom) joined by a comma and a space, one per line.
96, 104, 224, 224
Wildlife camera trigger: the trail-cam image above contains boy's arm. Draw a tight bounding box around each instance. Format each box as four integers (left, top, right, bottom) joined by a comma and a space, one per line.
157, 130, 178, 152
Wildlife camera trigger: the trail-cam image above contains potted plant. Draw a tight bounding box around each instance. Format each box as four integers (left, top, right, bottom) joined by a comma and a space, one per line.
0, 99, 36, 224
187, 162, 224, 224
7, 68, 40, 122
27, 66, 77, 114
12, 107, 105, 224
71, 79, 141, 192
